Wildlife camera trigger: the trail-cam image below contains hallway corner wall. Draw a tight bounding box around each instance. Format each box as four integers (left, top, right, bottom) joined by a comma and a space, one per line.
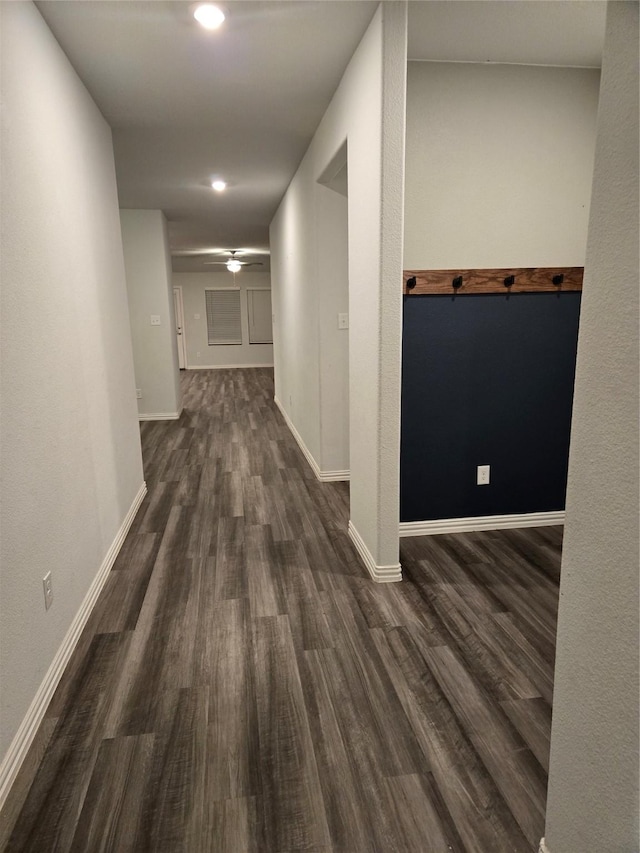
120, 209, 182, 419
316, 183, 349, 476
270, 3, 407, 573
543, 3, 639, 851
0, 0, 144, 782
270, 155, 323, 470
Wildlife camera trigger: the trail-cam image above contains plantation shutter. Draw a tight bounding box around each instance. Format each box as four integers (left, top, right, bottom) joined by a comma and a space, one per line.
205, 289, 242, 345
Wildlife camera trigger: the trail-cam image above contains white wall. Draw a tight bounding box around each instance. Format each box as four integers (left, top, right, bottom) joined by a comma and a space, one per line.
0, 0, 144, 771
271, 155, 322, 466
120, 210, 182, 418
270, 3, 407, 575
317, 184, 349, 475
543, 3, 639, 851
172, 272, 273, 368
404, 62, 600, 268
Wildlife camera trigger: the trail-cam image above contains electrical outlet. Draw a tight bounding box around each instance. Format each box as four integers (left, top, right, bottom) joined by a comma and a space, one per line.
477, 465, 490, 485
136, 388, 142, 399
43, 572, 53, 610
338, 313, 349, 330
196, 351, 201, 358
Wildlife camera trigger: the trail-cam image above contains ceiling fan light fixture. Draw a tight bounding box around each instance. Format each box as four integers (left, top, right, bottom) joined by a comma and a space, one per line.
226, 259, 242, 273
211, 179, 227, 192
193, 4, 225, 30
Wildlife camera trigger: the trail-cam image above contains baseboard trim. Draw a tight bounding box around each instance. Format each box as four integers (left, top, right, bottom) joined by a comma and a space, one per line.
273, 396, 350, 483
0, 481, 147, 813
348, 521, 402, 583
273, 396, 321, 479
399, 510, 565, 537
138, 409, 182, 421
186, 364, 274, 370
539, 838, 551, 853
317, 469, 350, 482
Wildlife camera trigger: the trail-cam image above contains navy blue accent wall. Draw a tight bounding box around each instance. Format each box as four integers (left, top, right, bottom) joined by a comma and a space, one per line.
401, 292, 581, 522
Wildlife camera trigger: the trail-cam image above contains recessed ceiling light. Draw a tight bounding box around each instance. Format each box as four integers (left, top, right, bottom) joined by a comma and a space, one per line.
193, 4, 225, 30
211, 179, 227, 192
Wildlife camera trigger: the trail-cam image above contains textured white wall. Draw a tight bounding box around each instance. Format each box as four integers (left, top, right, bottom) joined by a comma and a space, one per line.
270, 3, 407, 566
404, 62, 600, 269
544, 3, 639, 851
120, 210, 182, 418
172, 272, 273, 368
270, 152, 322, 466
0, 2, 144, 760
316, 185, 349, 474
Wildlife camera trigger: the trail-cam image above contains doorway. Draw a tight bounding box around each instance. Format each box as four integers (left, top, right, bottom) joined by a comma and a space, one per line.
317, 141, 350, 480
173, 285, 186, 369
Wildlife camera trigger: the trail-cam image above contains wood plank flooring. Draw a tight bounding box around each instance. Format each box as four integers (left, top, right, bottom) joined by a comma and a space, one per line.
0, 368, 561, 852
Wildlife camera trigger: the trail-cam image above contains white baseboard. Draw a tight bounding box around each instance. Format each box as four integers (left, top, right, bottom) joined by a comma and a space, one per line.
0, 481, 147, 813
348, 521, 402, 583
317, 468, 350, 482
273, 396, 350, 483
399, 510, 565, 537
539, 838, 551, 853
138, 408, 182, 421
186, 363, 274, 370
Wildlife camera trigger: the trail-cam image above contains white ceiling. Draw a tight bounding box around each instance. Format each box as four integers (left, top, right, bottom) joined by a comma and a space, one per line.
36, 0, 605, 273
36, 0, 379, 271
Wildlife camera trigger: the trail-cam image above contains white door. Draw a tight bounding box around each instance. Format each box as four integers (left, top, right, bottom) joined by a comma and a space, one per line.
173, 286, 186, 369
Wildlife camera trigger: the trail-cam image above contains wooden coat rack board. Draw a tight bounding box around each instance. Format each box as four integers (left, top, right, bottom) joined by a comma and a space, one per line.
403, 267, 584, 296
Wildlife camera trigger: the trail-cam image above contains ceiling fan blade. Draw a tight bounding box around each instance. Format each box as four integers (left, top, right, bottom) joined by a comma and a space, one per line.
240, 262, 264, 267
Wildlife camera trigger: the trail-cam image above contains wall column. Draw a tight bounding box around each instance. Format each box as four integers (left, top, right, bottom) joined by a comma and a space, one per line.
347, 1, 407, 581
120, 209, 182, 420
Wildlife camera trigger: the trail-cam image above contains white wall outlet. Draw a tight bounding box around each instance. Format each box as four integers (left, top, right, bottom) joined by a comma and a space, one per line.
194, 313, 200, 320
338, 312, 349, 330
477, 464, 490, 485
196, 351, 201, 358
150, 314, 161, 325
136, 388, 142, 399
43, 572, 53, 610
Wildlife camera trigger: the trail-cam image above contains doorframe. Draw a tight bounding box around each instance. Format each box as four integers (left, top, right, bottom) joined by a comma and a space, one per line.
173, 285, 187, 369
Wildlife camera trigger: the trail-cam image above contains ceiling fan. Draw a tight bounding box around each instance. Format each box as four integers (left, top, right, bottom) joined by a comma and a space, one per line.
204, 250, 264, 273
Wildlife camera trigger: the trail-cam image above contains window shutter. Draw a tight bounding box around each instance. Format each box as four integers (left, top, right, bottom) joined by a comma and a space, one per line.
205, 289, 242, 345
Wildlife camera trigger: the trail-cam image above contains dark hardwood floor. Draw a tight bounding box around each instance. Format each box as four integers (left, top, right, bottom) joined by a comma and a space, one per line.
0, 368, 561, 852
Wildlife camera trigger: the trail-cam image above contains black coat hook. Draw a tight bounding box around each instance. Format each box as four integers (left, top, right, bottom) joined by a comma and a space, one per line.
504, 274, 515, 288
452, 275, 463, 290
552, 273, 564, 286
406, 276, 416, 290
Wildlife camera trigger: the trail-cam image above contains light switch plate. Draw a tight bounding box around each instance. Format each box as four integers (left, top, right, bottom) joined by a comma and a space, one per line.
194, 313, 201, 320
150, 315, 161, 325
